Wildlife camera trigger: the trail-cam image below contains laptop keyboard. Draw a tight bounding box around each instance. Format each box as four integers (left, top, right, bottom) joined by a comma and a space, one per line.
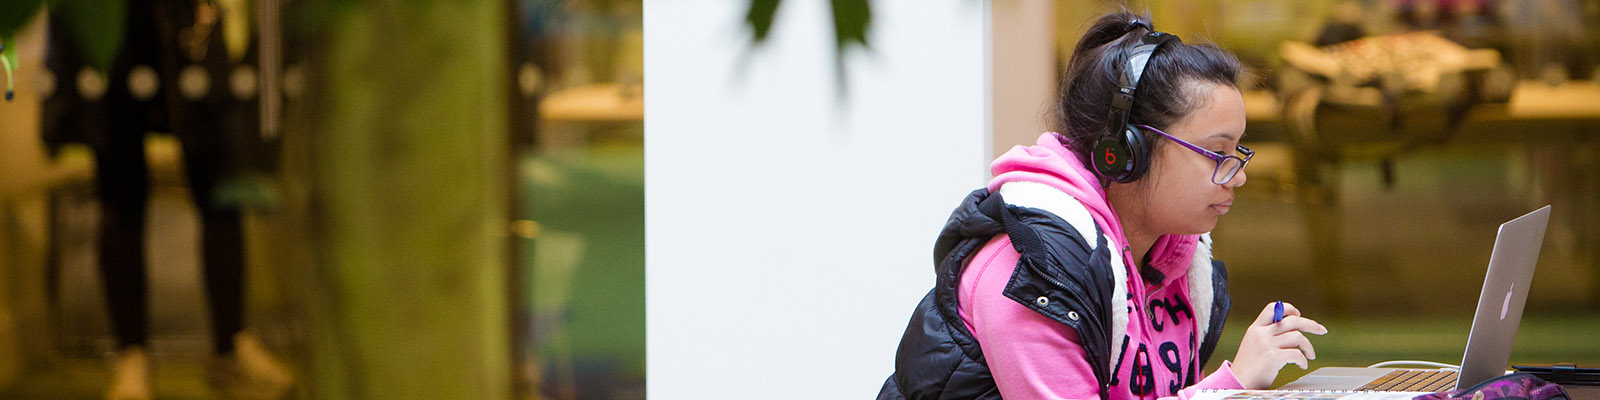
1356, 369, 1460, 392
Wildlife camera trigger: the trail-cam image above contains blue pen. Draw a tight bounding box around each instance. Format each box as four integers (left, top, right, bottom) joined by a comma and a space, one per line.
1272, 301, 1284, 323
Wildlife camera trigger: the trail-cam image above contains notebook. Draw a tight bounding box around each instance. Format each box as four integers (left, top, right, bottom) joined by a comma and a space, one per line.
1276, 205, 1552, 393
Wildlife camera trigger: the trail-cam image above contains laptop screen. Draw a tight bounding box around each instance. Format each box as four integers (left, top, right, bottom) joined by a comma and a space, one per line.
1458, 205, 1550, 390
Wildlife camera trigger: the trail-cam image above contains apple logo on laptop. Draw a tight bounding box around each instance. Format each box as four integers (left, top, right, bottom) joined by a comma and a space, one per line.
1501, 282, 1514, 320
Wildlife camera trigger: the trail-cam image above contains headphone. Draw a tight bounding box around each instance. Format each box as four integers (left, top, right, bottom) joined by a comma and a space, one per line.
1090, 20, 1182, 183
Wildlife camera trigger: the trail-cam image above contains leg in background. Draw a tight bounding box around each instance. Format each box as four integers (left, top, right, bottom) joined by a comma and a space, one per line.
94, 122, 152, 354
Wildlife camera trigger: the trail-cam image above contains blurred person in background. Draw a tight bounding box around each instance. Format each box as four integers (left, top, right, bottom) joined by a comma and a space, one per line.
40, 1, 291, 399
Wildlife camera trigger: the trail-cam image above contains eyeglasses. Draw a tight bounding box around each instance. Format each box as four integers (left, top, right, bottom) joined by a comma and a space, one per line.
1135, 124, 1253, 185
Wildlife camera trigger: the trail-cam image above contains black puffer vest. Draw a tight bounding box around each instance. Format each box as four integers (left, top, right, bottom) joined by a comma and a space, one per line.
877, 188, 1230, 400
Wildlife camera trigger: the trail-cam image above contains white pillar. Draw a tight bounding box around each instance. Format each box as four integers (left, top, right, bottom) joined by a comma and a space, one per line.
645, 1, 989, 398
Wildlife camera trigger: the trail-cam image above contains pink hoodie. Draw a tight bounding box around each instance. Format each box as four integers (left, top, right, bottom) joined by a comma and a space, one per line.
957, 132, 1244, 400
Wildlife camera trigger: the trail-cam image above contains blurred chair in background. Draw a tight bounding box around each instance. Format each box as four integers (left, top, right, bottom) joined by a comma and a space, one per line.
1274, 28, 1510, 316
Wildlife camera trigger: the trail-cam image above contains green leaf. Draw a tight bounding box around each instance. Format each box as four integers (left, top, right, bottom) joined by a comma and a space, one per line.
0, 0, 45, 38
830, 0, 870, 50
3, 36, 16, 68
50, 0, 127, 71
286, 0, 360, 37
744, 0, 780, 44
3, 36, 16, 100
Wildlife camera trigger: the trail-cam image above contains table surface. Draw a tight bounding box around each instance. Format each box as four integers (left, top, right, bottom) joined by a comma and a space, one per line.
1566, 384, 1600, 400
1244, 81, 1600, 122
540, 83, 643, 122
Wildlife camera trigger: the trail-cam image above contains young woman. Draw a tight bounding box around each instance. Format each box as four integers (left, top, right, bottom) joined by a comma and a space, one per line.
878, 12, 1327, 400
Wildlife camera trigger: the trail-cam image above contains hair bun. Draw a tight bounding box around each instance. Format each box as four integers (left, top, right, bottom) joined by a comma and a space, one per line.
1071, 12, 1154, 61
1127, 18, 1152, 32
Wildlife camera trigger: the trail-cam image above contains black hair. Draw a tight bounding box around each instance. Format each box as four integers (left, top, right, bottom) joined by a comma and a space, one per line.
1052, 12, 1243, 166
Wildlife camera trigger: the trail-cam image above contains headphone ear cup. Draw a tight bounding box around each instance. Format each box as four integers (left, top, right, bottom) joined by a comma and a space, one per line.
1122, 124, 1151, 182
1091, 133, 1134, 182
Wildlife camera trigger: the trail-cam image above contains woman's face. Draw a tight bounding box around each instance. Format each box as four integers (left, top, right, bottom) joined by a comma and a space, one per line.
1127, 82, 1248, 236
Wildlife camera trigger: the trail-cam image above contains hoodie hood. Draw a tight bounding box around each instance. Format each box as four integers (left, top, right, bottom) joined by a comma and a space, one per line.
987, 132, 1198, 287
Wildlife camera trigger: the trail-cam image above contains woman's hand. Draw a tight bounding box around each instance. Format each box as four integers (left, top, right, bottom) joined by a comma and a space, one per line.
1230, 302, 1328, 389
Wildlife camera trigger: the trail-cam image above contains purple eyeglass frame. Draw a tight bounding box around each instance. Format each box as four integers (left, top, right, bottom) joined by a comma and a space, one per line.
1135, 124, 1254, 185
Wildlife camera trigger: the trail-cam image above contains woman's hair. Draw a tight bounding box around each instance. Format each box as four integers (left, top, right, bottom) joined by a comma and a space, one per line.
1053, 12, 1243, 165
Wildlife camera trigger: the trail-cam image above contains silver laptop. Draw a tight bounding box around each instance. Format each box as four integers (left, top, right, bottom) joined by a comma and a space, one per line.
1278, 205, 1551, 392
